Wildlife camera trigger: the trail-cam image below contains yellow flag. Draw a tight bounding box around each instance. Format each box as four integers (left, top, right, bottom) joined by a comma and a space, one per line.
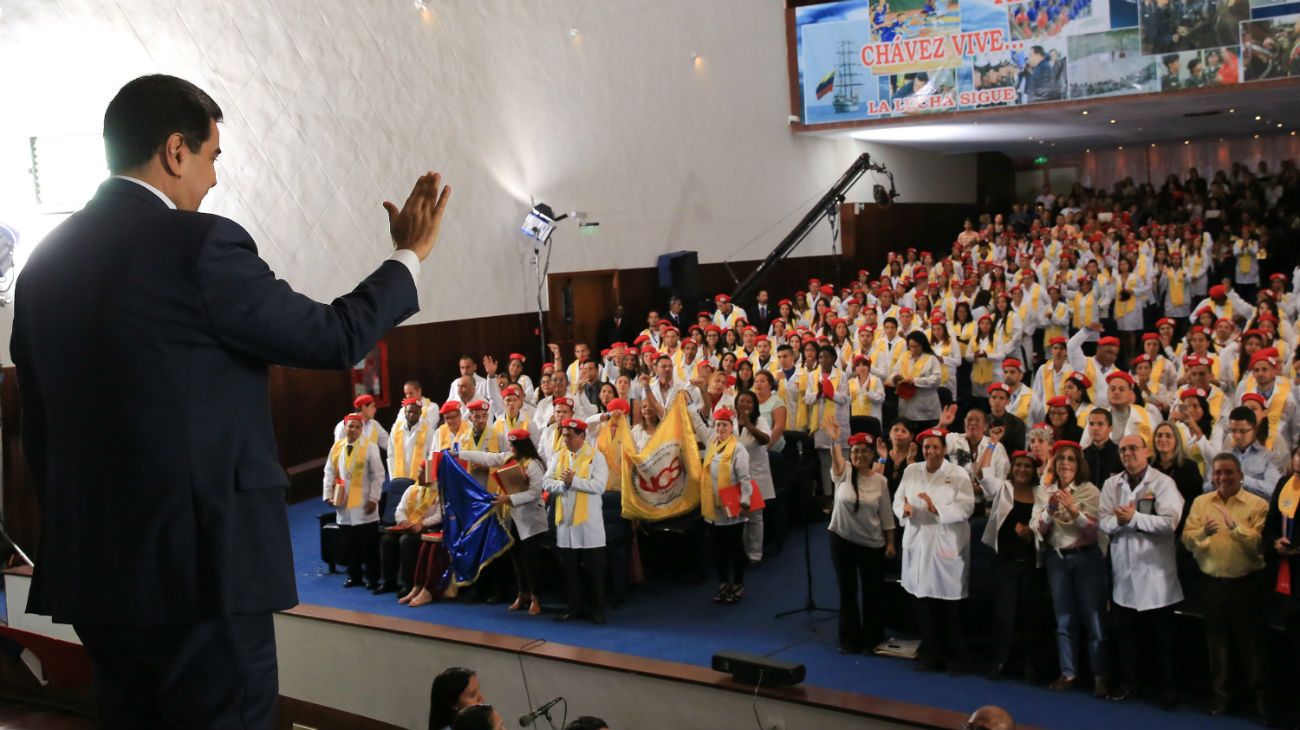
617, 396, 702, 521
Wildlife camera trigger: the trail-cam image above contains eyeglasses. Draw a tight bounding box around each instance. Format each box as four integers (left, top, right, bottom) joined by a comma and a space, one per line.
1118, 445, 1143, 452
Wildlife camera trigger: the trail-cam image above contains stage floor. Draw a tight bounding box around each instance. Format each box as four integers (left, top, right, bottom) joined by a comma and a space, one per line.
287, 499, 1256, 730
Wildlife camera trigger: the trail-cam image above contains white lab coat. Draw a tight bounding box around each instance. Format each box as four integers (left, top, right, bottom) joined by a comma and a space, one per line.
322, 440, 384, 526
446, 373, 490, 407
702, 436, 753, 527
892, 459, 976, 600
458, 451, 549, 541
1099, 467, 1184, 611
543, 445, 608, 549
387, 418, 434, 480
738, 415, 775, 501
332, 417, 390, 453
804, 366, 850, 448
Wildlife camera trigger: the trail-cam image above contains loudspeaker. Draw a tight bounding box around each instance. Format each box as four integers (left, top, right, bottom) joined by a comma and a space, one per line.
668, 251, 703, 301
711, 652, 805, 687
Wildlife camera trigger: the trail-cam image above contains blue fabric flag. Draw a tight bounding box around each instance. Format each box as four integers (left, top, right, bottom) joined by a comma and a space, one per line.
437, 451, 514, 586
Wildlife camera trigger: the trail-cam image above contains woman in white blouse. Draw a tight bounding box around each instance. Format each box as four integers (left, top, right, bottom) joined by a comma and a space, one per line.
825, 420, 895, 654
459, 429, 550, 616
735, 391, 775, 566
702, 407, 752, 604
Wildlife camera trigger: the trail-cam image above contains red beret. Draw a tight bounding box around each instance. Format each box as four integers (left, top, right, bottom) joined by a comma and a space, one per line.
1052, 440, 1082, 454
715, 293, 731, 303
1046, 396, 1069, 408
1049, 336, 1067, 346
847, 433, 872, 447
439, 401, 461, 415
1183, 354, 1212, 368
509, 352, 527, 362
1270, 273, 1288, 282
343, 413, 364, 424
1130, 353, 1152, 366
1141, 332, 1160, 342
1105, 371, 1135, 386
853, 354, 871, 367
502, 385, 523, 398
916, 427, 948, 444
1002, 358, 1022, 371
1250, 348, 1280, 369
713, 407, 735, 421
353, 394, 375, 408
552, 396, 574, 408
1097, 336, 1121, 347
1209, 284, 1227, 300
987, 382, 1011, 396
466, 399, 489, 412
1241, 393, 1267, 408
508, 428, 532, 442
1155, 318, 1175, 328
561, 418, 588, 433
1068, 372, 1092, 388
607, 398, 632, 414
401, 397, 421, 407
1180, 387, 1207, 400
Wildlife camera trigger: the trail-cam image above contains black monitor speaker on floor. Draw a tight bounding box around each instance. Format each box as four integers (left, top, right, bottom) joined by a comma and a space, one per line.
711, 651, 805, 687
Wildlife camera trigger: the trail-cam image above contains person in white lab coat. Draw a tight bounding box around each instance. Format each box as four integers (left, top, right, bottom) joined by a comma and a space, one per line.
543, 419, 608, 624
460, 429, 550, 617
1099, 434, 1184, 708
701, 407, 753, 604
323, 414, 385, 590
892, 427, 976, 673
333, 394, 390, 452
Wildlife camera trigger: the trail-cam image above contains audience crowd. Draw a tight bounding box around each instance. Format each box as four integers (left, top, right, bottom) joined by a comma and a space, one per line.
323, 159, 1300, 728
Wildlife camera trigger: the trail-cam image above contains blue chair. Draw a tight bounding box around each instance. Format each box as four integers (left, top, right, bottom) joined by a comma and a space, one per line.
381, 478, 415, 526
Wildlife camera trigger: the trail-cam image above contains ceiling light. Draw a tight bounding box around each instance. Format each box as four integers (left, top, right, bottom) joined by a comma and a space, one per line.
1278, 123, 1284, 128
570, 27, 579, 37
1109, 119, 1116, 124
1028, 136, 1034, 140
1255, 115, 1262, 121
1184, 140, 1189, 145
1254, 134, 1260, 139
1081, 110, 1089, 115
1118, 145, 1124, 150
1228, 108, 1235, 113
1086, 148, 1091, 153
1151, 143, 1156, 147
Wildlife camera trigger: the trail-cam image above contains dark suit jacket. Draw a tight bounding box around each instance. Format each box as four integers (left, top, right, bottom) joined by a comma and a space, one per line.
1084, 441, 1123, 490
11, 178, 419, 626
596, 317, 634, 349
749, 303, 774, 334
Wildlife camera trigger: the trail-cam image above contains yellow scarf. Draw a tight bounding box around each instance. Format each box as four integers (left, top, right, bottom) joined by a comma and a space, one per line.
849, 374, 877, 417
1168, 269, 1185, 307
596, 420, 624, 492
1084, 359, 1101, 403
794, 370, 812, 431
554, 444, 596, 526
931, 339, 954, 385
1010, 386, 1032, 421
1041, 303, 1068, 349
972, 337, 995, 386
402, 484, 439, 525
1149, 357, 1169, 399
699, 436, 738, 522
328, 438, 368, 509
1073, 290, 1097, 328
492, 410, 529, 445
392, 420, 429, 481
1042, 361, 1072, 402
1245, 379, 1293, 451
808, 369, 843, 434
1114, 274, 1138, 319
1279, 475, 1300, 520
435, 421, 467, 450
1238, 239, 1255, 274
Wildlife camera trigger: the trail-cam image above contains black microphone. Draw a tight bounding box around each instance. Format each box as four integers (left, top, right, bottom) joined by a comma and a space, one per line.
518, 696, 563, 727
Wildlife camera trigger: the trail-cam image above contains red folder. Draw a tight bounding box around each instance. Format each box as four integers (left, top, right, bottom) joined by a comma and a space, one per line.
749, 480, 766, 511
718, 483, 742, 518
424, 452, 442, 485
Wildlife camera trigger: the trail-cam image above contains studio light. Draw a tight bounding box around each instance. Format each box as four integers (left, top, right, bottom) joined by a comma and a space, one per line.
520, 202, 568, 244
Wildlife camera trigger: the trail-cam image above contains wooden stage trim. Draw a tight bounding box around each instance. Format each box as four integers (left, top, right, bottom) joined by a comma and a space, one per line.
284, 604, 988, 730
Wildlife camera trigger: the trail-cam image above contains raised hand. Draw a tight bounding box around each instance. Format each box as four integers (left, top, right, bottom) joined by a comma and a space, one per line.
384, 172, 452, 262
483, 355, 498, 376
939, 403, 958, 428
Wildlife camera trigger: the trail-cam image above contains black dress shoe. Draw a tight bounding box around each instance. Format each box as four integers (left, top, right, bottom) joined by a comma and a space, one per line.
342, 578, 364, 588
372, 583, 396, 595
1209, 697, 1229, 716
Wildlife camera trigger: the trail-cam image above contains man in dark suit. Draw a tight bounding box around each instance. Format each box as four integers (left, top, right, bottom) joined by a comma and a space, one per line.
10, 75, 452, 729
749, 289, 774, 334
595, 304, 633, 349
663, 295, 686, 331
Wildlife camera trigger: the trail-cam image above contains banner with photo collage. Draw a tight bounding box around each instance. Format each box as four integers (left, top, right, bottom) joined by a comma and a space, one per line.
795, 0, 1300, 123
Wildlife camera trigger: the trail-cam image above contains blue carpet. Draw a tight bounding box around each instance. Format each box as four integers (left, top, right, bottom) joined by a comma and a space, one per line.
288, 500, 1255, 730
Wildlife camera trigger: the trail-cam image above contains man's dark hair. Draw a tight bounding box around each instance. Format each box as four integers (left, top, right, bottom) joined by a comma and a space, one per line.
818, 344, 838, 359
103, 74, 223, 173
1030, 45, 1046, 58
883, 317, 899, 327
1228, 406, 1257, 426
1212, 452, 1242, 472
1162, 54, 1179, 67
565, 717, 610, 730
776, 344, 794, 355
1088, 407, 1113, 427
451, 704, 496, 730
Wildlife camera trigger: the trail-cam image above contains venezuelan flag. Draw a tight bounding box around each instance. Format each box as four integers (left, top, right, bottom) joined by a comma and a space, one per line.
815, 69, 835, 100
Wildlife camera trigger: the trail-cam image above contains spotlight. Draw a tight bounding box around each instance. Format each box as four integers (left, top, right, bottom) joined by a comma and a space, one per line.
414, 0, 427, 9
521, 203, 568, 244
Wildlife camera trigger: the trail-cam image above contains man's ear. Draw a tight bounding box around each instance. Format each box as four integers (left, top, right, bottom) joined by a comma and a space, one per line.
161, 132, 186, 177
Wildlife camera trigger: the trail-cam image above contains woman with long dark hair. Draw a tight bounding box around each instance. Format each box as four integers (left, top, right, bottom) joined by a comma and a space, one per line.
458, 431, 549, 615
890, 332, 942, 432
735, 391, 775, 566
825, 421, 895, 653
429, 666, 484, 730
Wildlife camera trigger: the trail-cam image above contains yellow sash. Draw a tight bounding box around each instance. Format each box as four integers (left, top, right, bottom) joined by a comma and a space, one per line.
1084, 359, 1100, 403
932, 340, 954, 385
1042, 362, 1072, 402
1149, 358, 1169, 398
392, 420, 429, 480
1126, 406, 1154, 450
1041, 303, 1068, 349
1010, 388, 1032, 421
402, 484, 439, 525
554, 444, 596, 526
793, 371, 812, 431
699, 436, 738, 522
328, 438, 368, 509
808, 369, 843, 434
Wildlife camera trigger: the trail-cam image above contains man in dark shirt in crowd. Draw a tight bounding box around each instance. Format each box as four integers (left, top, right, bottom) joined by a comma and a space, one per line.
1083, 409, 1123, 487
987, 383, 1027, 452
